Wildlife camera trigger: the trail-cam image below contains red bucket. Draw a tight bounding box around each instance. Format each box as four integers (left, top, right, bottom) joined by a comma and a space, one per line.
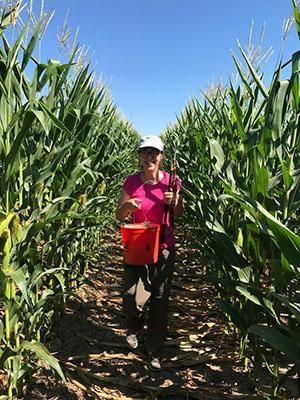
121, 223, 160, 265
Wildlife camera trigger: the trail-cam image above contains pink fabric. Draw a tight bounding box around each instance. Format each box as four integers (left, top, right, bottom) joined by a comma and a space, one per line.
123, 171, 181, 248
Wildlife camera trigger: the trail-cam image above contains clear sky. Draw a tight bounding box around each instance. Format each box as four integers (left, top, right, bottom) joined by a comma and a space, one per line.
29, 0, 299, 135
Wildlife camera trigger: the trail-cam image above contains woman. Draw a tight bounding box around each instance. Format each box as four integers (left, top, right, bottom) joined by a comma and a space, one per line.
116, 135, 183, 371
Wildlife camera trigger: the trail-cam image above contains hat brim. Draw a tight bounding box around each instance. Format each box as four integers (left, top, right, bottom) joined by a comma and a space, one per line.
139, 144, 163, 151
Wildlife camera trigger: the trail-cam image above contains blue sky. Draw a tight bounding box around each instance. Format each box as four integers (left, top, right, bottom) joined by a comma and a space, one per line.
30, 0, 299, 135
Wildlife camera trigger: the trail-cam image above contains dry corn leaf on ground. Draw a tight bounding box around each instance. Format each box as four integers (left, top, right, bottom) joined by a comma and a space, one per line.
21, 229, 291, 400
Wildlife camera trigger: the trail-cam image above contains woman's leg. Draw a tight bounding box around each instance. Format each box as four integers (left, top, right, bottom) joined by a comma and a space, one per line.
146, 247, 175, 357
122, 264, 151, 334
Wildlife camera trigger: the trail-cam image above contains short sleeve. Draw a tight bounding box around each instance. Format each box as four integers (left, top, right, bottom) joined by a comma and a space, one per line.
123, 174, 140, 197
123, 176, 132, 196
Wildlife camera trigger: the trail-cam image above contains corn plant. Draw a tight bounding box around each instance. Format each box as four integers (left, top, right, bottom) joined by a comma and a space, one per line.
163, 0, 300, 391
0, 3, 139, 398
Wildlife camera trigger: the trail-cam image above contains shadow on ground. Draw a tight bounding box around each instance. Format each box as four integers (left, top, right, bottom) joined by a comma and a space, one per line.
23, 231, 276, 400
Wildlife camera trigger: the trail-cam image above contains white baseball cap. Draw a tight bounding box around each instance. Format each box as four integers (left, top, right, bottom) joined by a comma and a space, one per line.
139, 135, 164, 152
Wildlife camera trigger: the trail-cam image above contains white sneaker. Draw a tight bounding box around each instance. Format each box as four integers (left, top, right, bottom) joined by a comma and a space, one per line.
150, 357, 162, 370
126, 334, 138, 349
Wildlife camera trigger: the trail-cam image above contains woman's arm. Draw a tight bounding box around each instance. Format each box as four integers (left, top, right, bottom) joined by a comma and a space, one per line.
163, 191, 184, 218
172, 192, 184, 217
116, 188, 141, 221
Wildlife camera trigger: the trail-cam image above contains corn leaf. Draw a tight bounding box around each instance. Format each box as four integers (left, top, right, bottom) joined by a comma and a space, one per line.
292, 0, 300, 40
22, 341, 66, 382
249, 324, 300, 364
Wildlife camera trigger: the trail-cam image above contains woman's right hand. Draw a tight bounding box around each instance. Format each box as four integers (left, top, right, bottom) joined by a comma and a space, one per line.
116, 189, 141, 221
126, 198, 142, 212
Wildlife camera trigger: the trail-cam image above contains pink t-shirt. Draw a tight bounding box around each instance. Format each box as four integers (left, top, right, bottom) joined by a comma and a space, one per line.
123, 171, 181, 248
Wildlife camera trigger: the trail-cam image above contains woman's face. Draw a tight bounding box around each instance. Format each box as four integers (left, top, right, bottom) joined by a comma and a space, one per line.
138, 147, 164, 171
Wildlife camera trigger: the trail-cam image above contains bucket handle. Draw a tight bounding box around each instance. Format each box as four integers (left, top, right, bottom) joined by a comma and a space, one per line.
132, 199, 150, 226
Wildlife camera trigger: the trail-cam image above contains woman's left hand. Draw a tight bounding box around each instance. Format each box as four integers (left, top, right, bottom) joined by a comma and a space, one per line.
164, 191, 178, 206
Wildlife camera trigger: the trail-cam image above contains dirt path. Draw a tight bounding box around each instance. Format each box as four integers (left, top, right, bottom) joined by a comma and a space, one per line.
24, 231, 273, 400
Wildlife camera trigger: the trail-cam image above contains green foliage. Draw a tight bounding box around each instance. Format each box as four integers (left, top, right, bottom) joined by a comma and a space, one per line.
163, 0, 300, 393
0, 4, 139, 398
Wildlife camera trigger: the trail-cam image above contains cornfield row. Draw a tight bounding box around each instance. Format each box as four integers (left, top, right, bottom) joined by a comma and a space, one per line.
163, 0, 300, 395
0, 3, 138, 398
1, 0, 300, 398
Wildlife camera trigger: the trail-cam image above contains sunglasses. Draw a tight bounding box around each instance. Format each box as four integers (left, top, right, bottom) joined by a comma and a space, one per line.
138, 148, 162, 157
